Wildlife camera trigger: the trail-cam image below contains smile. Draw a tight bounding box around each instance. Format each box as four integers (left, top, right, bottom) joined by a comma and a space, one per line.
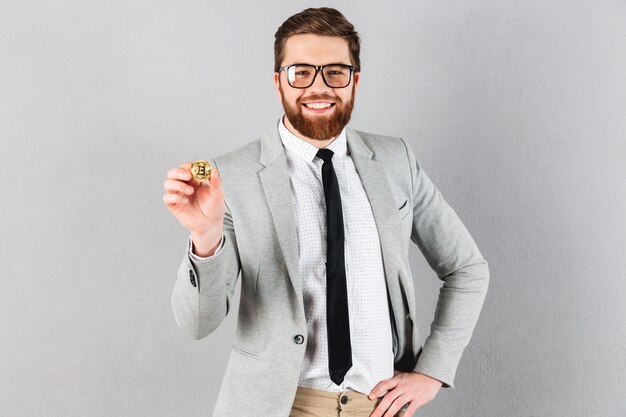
302, 102, 336, 113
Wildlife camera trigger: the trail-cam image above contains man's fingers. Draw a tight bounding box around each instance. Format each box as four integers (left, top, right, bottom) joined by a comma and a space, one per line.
209, 167, 221, 186
168, 167, 192, 181
370, 387, 403, 417
163, 193, 189, 206
166, 163, 223, 204
401, 402, 420, 417
381, 394, 409, 417
369, 377, 396, 400
163, 179, 195, 195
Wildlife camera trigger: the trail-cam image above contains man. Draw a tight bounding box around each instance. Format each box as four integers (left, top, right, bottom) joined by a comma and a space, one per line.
162, 7, 489, 417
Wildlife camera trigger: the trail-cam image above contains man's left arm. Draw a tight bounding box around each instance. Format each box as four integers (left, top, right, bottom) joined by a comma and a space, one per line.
402, 137, 489, 387
370, 138, 489, 417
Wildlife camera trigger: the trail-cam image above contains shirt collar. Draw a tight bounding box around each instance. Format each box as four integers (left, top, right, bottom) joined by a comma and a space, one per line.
277, 116, 348, 163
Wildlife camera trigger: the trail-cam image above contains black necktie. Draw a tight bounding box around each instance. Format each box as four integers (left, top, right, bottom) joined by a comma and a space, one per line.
316, 148, 352, 385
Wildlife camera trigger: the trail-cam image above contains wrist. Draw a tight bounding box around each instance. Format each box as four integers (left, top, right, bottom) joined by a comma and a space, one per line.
190, 225, 223, 257
412, 371, 444, 387
190, 224, 222, 238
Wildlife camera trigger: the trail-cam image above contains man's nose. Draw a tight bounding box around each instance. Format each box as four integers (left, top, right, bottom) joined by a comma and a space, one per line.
308, 69, 332, 93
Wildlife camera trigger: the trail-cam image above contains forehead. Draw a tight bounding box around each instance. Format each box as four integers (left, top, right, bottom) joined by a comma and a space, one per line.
282, 34, 351, 66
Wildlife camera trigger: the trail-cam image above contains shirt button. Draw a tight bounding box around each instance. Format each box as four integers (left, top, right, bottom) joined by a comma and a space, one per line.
293, 334, 304, 345
340, 395, 348, 405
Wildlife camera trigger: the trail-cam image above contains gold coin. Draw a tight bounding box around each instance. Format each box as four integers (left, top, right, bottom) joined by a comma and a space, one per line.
190, 160, 212, 181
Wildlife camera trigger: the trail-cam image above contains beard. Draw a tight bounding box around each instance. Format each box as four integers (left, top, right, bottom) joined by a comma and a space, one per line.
279, 83, 355, 141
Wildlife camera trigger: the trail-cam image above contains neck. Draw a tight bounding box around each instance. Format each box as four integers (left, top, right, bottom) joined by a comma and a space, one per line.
282, 115, 338, 149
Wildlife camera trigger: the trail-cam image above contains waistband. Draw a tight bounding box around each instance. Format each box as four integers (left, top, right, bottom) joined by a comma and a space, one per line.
292, 386, 379, 411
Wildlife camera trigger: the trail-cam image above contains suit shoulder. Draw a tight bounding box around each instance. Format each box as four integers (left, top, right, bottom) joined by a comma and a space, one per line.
351, 128, 411, 160
353, 129, 401, 142
212, 138, 262, 170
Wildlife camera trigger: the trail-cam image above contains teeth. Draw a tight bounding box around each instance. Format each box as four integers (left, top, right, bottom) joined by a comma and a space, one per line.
304, 102, 332, 109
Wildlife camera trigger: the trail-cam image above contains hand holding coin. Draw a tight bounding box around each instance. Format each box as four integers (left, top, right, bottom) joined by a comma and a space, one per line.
162, 160, 225, 256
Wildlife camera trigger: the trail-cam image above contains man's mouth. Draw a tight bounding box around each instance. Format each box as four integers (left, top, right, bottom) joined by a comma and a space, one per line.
301, 102, 336, 113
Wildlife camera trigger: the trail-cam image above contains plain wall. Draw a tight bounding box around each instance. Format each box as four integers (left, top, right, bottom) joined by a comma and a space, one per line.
1, 1, 625, 416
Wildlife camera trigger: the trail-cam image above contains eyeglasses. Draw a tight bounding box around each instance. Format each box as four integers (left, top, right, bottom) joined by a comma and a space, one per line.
278, 64, 355, 89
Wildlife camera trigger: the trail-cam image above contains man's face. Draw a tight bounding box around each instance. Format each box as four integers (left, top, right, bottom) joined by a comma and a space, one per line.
274, 34, 359, 141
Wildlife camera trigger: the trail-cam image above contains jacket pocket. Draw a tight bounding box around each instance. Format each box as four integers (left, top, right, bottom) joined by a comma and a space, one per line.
232, 345, 261, 359
398, 199, 410, 219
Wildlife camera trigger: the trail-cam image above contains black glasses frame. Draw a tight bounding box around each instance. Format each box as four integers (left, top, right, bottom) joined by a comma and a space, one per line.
278, 64, 355, 89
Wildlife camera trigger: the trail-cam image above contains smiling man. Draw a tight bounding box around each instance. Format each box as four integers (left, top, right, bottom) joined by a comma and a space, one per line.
275, 33, 357, 148
164, 7, 489, 417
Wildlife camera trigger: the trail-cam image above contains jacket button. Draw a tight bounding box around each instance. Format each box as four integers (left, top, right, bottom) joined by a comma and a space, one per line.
341, 395, 348, 405
293, 334, 304, 345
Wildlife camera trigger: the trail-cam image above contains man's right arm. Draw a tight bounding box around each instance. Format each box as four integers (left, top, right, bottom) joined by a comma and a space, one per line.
171, 202, 241, 340
163, 160, 241, 340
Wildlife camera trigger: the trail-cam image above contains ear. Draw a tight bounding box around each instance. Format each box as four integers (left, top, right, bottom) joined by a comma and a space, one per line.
273, 72, 282, 102
353, 72, 360, 93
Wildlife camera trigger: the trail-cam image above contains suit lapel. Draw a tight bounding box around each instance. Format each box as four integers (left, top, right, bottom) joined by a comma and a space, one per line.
346, 128, 404, 306
258, 124, 303, 305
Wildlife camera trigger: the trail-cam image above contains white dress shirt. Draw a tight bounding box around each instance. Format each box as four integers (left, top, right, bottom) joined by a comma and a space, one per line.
189, 117, 395, 394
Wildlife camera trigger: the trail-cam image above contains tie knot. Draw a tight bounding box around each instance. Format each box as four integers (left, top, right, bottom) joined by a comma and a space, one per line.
316, 148, 334, 163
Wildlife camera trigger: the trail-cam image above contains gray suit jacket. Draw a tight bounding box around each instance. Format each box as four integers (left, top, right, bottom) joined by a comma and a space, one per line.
172, 122, 489, 417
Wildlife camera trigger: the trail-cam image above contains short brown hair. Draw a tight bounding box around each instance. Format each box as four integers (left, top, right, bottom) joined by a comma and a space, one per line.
274, 7, 361, 73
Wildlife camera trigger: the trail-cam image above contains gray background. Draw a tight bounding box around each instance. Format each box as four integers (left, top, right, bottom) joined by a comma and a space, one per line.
1, 0, 625, 416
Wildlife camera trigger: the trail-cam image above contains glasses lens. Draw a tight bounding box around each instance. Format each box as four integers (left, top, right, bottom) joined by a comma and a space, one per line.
322, 65, 352, 88
287, 65, 316, 88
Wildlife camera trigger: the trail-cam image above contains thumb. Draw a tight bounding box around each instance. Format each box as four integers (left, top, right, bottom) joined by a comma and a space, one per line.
207, 167, 224, 197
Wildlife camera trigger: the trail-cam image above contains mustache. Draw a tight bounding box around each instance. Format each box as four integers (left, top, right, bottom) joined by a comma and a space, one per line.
297, 94, 341, 104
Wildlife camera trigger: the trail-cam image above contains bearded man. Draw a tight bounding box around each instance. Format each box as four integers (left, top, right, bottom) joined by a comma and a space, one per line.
163, 7, 489, 417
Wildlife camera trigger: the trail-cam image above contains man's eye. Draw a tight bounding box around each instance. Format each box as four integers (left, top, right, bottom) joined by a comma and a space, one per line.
327, 71, 343, 76
295, 71, 311, 76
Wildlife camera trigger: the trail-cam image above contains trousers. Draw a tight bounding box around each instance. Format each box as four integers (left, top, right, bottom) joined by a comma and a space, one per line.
289, 386, 407, 417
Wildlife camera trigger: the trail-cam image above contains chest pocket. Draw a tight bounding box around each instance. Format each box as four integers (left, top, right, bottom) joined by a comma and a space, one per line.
398, 198, 410, 219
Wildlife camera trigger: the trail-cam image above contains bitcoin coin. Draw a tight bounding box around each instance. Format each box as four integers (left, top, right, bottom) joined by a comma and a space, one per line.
190, 160, 212, 181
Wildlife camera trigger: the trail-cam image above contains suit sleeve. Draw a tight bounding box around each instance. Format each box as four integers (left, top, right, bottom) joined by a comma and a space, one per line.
400, 138, 490, 389
171, 159, 242, 340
